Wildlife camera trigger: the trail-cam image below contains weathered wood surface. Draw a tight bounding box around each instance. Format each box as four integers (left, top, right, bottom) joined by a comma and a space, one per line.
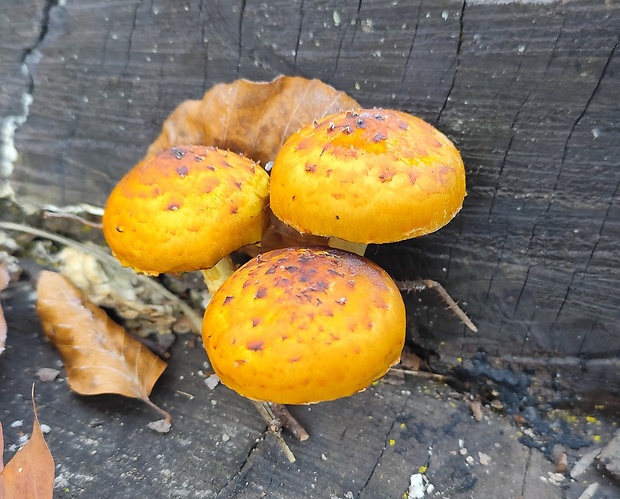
4, 278, 620, 498
1, 2, 619, 387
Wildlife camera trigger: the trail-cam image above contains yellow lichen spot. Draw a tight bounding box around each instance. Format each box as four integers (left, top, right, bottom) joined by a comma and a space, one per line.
372, 381, 379, 387
457, 357, 462, 363
595, 405, 605, 410
419, 465, 427, 474
593, 435, 601, 442
400, 423, 406, 429
389, 439, 396, 446
586, 416, 598, 424
564, 414, 578, 424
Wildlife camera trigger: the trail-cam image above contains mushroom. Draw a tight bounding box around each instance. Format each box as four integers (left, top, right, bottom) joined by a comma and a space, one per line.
202, 246, 406, 405
102, 145, 306, 459
102, 145, 270, 293
269, 108, 467, 255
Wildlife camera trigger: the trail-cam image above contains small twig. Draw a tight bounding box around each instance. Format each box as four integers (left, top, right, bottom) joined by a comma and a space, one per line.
144, 397, 172, 423
0, 221, 204, 336
390, 367, 448, 381
397, 278, 478, 332
175, 390, 195, 400
43, 211, 104, 229
251, 400, 296, 462
270, 402, 309, 442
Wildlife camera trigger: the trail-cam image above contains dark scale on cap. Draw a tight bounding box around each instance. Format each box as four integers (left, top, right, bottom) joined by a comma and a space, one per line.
223, 296, 235, 305
194, 155, 205, 162
356, 118, 366, 128
298, 252, 315, 263
116, 226, 123, 233
206, 164, 216, 171
398, 121, 409, 130
305, 163, 316, 173
373, 132, 387, 142
234, 181, 242, 190
167, 203, 180, 211
176, 166, 189, 178
246, 340, 264, 351
255, 287, 267, 299
335, 297, 347, 305
328, 268, 344, 277
173, 148, 186, 159
252, 318, 262, 327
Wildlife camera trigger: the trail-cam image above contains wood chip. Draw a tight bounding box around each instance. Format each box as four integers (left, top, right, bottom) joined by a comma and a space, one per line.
570, 447, 602, 478
470, 400, 483, 421
36, 368, 60, 382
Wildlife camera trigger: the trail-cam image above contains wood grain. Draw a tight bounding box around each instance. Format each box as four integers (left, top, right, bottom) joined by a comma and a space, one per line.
1, 0, 619, 388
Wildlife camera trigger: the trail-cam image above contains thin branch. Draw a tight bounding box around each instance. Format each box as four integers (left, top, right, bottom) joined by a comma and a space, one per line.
43, 211, 103, 229
389, 367, 448, 381
251, 400, 296, 462
270, 402, 309, 442
397, 278, 478, 332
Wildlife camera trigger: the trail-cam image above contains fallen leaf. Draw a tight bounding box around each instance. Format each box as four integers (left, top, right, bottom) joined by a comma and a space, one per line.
400, 346, 422, 371
0, 262, 8, 355
0, 393, 55, 499
145, 75, 360, 166
36, 271, 170, 421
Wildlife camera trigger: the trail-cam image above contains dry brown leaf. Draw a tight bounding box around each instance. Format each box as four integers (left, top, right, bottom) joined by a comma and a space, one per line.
0, 394, 55, 499
0, 263, 7, 355
145, 75, 360, 166
36, 271, 170, 421
400, 346, 422, 372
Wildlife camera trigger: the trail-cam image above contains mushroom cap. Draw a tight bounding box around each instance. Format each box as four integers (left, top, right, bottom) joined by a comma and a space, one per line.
103, 145, 270, 275
270, 108, 466, 244
202, 247, 406, 404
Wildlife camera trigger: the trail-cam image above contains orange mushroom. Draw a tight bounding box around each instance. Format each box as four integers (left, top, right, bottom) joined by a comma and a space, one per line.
202, 247, 406, 405
269, 108, 466, 254
102, 145, 270, 292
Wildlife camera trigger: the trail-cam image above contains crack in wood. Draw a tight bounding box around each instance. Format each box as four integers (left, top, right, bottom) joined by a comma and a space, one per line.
123, 1, 141, 75
214, 433, 265, 498
356, 396, 408, 497
236, 0, 247, 77
437, 0, 466, 125
520, 447, 533, 497
293, 0, 305, 74
1, 0, 59, 194
399, 0, 422, 88
546, 35, 620, 215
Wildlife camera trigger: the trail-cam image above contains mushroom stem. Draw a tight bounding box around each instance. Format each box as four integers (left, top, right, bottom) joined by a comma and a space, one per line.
201, 257, 237, 294
327, 237, 367, 256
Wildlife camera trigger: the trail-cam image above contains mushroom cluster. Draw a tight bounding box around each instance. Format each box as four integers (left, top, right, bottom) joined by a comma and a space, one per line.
201, 107, 468, 404
101, 80, 469, 459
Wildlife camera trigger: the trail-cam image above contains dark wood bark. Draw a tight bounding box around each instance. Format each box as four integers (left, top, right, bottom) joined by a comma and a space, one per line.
2, 0, 619, 392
